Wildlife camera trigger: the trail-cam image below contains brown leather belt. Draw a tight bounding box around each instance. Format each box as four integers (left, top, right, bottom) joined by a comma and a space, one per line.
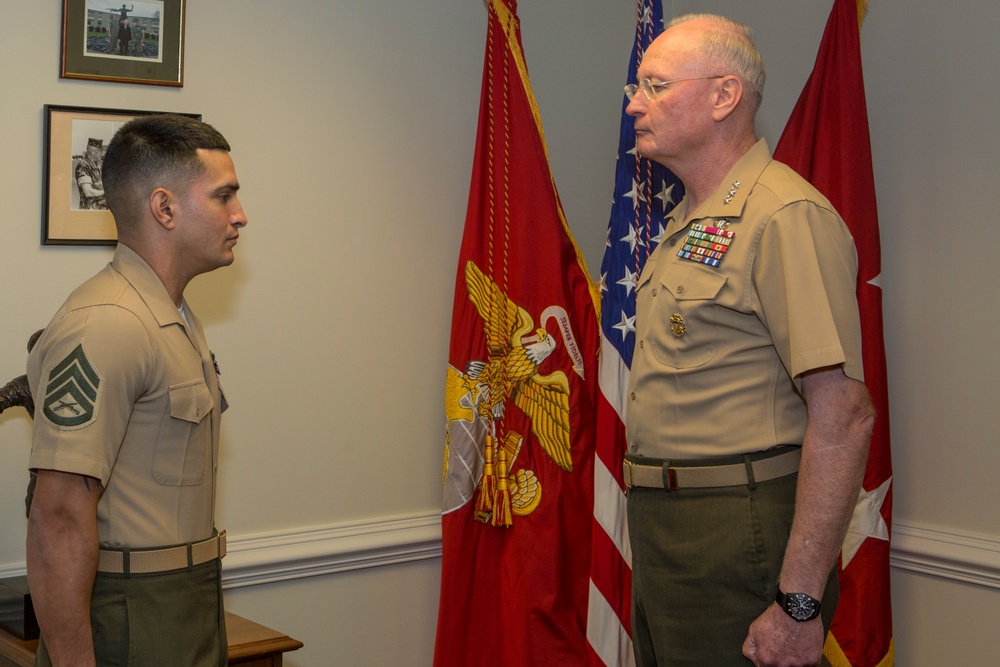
623, 448, 800, 491
97, 530, 227, 575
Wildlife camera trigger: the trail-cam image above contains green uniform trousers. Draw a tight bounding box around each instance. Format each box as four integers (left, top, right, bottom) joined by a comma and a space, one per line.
628, 471, 838, 666
35, 559, 227, 667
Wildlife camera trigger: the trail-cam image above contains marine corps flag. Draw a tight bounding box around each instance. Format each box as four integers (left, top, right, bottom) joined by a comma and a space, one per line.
773, 1, 894, 665
434, 0, 600, 665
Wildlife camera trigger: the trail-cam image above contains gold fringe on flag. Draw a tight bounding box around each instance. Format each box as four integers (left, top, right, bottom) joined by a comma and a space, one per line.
824, 631, 895, 667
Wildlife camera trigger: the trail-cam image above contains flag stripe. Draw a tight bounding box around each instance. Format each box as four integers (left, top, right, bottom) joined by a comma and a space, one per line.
592, 446, 631, 564
589, 515, 633, 623
587, 579, 637, 667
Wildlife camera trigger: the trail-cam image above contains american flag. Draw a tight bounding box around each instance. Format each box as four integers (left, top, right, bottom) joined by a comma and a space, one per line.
587, 1, 679, 665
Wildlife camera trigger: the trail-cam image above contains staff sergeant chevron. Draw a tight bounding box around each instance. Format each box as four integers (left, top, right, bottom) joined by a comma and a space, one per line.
43, 343, 103, 428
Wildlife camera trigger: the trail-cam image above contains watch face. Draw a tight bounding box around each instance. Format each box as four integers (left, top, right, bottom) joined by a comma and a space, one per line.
786, 593, 819, 621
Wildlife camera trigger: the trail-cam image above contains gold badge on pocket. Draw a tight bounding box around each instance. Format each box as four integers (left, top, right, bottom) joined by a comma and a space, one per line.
670, 313, 686, 338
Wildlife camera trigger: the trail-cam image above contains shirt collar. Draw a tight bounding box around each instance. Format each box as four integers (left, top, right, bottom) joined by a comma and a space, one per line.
668, 138, 773, 227
110, 243, 185, 329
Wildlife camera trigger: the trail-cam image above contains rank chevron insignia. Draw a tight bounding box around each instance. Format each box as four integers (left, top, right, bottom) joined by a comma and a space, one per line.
43, 344, 102, 428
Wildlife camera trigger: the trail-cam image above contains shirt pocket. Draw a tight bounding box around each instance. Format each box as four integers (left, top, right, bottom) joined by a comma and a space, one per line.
153, 379, 214, 486
648, 263, 728, 369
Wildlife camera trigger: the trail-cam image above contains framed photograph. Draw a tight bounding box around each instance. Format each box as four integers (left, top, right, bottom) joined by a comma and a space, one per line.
61, 0, 186, 86
42, 105, 201, 246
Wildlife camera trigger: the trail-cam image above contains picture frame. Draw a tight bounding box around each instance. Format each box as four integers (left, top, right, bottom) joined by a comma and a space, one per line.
42, 105, 201, 246
61, 0, 186, 87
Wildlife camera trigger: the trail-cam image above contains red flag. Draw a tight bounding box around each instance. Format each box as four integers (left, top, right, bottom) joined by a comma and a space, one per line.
434, 1, 600, 665
773, 1, 894, 665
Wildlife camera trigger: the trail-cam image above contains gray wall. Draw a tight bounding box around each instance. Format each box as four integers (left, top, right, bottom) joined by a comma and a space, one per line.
1, 1, 998, 664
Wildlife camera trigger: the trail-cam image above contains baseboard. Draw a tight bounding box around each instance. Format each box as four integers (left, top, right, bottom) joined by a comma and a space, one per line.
3, 515, 1000, 593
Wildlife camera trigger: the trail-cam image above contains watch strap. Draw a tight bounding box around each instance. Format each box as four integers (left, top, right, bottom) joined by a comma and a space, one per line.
775, 589, 822, 622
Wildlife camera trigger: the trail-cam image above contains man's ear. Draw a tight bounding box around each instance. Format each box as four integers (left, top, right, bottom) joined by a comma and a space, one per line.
149, 188, 175, 230
711, 75, 744, 122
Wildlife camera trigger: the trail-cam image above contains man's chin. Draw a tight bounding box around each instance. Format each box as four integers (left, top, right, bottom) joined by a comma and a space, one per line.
210, 253, 236, 270
633, 136, 653, 158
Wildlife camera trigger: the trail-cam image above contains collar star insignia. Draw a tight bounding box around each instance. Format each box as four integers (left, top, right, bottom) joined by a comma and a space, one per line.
723, 180, 742, 205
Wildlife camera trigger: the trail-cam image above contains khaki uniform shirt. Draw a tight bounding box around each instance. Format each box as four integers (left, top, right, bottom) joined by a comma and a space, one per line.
626, 139, 864, 460
28, 244, 223, 548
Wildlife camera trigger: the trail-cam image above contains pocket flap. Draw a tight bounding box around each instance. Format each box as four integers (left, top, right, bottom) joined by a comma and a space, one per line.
662, 263, 728, 301
168, 380, 214, 424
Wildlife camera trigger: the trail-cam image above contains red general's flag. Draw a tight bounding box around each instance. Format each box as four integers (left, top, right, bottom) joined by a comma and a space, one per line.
434, 0, 600, 665
773, 1, 894, 665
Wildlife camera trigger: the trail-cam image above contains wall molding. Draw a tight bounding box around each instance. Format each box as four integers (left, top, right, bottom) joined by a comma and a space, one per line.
0, 512, 444, 586
220, 512, 443, 589
5, 515, 1000, 592
890, 519, 1000, 589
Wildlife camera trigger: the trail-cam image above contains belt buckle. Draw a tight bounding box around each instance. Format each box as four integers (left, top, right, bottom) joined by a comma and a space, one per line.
623, 459, 636, 490
662, 464, 678, 491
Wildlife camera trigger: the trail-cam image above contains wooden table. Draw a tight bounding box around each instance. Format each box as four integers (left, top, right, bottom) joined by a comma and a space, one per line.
0, 612, 302, 667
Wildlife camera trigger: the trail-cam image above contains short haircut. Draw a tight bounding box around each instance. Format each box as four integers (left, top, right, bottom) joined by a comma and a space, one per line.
667, 13, 766, 112
102, 114, 231, 232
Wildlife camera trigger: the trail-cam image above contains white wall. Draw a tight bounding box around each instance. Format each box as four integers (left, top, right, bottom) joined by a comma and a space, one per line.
1, 1, 999, 665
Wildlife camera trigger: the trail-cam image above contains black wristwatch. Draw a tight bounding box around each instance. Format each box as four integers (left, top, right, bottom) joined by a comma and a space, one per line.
775, 589, 821, 622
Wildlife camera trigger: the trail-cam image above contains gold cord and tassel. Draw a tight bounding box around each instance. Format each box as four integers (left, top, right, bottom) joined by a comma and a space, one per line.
474, 435, 497, 523
492, 441, 513, 527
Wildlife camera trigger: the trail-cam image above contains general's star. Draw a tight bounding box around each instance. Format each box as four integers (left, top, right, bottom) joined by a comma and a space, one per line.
841, 476, 892, 567
617, 267, 639, 296
613, 311, 636, 340
598, 272, 608, 294
868, 272, 883, 289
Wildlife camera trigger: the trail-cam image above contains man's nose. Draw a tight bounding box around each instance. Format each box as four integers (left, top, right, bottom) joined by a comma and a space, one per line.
626, 95, 645, 117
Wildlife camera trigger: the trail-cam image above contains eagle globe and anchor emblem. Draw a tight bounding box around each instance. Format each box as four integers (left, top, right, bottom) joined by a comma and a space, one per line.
443, 260, 585, 527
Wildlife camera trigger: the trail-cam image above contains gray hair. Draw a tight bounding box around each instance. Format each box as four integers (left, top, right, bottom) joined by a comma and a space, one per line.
667, 13, 766, 112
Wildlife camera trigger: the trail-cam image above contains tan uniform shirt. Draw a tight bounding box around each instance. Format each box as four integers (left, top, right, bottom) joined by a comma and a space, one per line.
626, 139, 864, 460
28, 244, 223, 548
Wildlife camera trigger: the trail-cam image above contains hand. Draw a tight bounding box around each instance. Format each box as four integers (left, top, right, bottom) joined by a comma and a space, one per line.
742, 603, 824, 667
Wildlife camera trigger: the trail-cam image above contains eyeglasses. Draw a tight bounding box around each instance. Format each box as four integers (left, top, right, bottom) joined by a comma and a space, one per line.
624, 76, 725, 101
